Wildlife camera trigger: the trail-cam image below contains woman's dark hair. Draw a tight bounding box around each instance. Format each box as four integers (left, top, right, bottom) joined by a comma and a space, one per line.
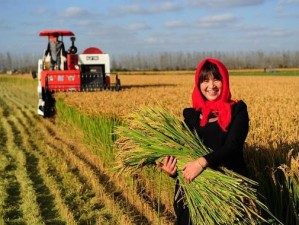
199, 61, 222, 83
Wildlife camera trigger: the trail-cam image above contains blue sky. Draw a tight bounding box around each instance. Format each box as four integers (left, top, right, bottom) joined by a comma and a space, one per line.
1, 0, 299, 57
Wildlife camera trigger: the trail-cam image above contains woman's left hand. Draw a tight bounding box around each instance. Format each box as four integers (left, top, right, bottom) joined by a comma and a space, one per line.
182, 157, 207, 183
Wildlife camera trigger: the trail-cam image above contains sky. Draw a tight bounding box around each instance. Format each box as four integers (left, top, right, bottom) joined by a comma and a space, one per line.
1, 0, 299, 57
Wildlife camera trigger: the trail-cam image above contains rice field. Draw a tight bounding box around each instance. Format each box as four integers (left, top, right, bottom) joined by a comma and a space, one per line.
0, 75, 169, 225
0, 71, 298, 225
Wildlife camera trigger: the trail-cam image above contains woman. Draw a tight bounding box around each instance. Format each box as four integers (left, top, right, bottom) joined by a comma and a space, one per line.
158, 58, 249, 225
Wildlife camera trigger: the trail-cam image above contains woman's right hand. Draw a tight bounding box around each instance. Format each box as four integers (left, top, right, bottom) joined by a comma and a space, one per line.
156, 156, 177, 177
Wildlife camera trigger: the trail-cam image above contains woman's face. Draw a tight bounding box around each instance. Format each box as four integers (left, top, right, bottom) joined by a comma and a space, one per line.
200, 75, 222, 101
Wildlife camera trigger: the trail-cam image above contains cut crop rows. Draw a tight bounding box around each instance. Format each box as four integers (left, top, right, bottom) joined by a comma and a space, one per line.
0, 76, 173, 225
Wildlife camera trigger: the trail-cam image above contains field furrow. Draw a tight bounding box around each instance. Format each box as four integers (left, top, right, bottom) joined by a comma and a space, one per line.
9, 102, 117, 224
33, 113, 151, 224
0, 112, 28, 224
0, 77, 162, 224
1, 103, 68, 224
39, 116, 174, 225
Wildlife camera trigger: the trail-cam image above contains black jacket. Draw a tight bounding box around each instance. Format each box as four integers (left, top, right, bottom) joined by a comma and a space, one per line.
183, 100, 249, 175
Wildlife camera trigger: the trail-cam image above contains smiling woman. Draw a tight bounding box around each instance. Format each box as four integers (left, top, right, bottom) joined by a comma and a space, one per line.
154, 58, 251, 224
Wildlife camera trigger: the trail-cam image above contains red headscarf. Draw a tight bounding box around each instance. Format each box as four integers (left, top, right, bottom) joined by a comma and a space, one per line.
192, 58, 236, 131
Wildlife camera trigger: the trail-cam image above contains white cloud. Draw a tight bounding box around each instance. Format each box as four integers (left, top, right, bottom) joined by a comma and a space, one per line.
60, 7, 89, 18
112, 5, 144, 15
276, 0, 299, 11
187, 0, 266, 8
149, 2, 181, 13
196, 14, 238, 27
144, 37, 158, 44
275, 0, 299, 20
127, 23, 151, 31
244, 29, 292, 38
111, 2, 181, 15
232, 23, 267, 32
75, 19, 98, 26
33, 8, 47, 15
164, 20, 186, 28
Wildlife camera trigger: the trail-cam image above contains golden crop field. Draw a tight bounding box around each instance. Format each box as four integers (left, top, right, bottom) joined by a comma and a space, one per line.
56, 73, 299, 224
1, 72, 298, 225
56, 73, 299, 150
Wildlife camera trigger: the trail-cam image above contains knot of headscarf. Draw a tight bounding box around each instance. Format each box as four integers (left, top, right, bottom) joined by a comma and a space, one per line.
192, 58, 236, 132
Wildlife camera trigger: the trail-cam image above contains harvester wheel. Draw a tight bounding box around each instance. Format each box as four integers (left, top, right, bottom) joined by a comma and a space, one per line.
43, 88, 56, 117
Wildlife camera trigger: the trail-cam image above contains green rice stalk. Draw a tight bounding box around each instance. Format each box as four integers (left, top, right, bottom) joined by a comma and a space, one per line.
113, 106, 282, 225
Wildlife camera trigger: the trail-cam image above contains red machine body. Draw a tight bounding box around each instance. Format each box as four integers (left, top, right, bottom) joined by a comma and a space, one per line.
41, 70, 81, 91
39, 30, 80, 92
35, 29, 121, 117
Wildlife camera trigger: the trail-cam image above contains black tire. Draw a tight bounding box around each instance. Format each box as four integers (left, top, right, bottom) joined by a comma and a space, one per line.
43, 88, 56, 117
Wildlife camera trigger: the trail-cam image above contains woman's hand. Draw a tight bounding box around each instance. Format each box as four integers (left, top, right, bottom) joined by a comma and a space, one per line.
182, 157, 208, 183
156, 156, 177, 177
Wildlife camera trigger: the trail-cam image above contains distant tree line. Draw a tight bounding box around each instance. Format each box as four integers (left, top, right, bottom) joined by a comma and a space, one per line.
112, 50, 299, 71
0, 52, 39, 74
1, 50, 299, 74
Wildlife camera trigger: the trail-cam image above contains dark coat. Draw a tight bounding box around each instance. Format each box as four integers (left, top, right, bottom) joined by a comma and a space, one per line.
183, 100, 249, 175
174, 100, 249, 225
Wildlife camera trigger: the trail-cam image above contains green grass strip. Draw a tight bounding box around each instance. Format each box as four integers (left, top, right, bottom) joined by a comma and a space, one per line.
56, 99, 121, 165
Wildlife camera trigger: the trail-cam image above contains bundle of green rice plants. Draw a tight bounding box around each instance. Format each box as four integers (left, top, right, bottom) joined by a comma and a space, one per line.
114, 106, 282, 225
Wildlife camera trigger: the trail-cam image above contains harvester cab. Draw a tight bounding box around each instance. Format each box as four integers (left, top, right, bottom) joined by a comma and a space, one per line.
35, 30, 121, 117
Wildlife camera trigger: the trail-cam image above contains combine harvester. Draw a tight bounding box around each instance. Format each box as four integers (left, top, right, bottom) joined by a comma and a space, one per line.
34, 30, 121, 117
